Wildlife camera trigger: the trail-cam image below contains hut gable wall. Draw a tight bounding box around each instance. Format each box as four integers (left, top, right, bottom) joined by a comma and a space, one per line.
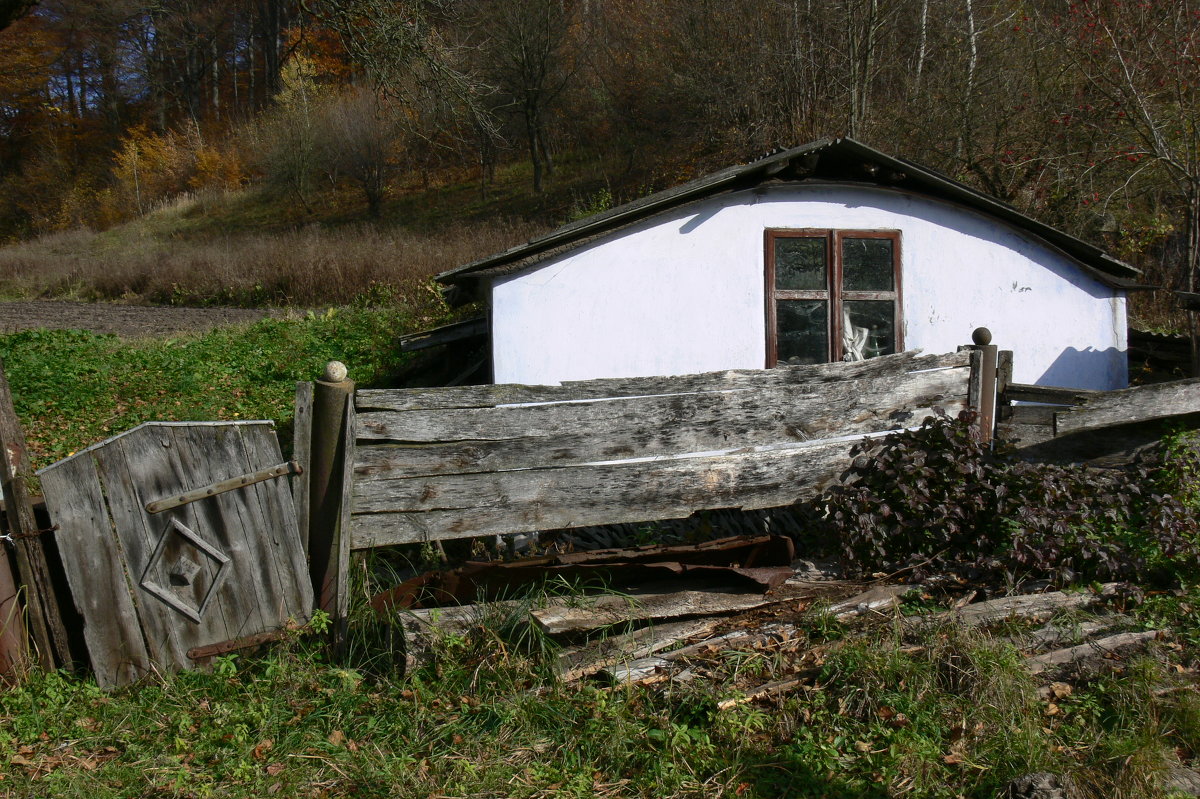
491, 185, 1127, 390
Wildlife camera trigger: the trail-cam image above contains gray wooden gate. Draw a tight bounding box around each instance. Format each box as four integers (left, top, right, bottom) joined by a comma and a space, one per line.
38, 421, 311, 688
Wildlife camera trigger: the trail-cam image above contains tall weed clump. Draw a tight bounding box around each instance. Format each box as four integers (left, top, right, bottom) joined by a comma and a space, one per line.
825, 411, 1200, 585
0, 218, 540, 309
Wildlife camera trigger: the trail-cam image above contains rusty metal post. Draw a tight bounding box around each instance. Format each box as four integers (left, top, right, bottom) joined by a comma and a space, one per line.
0, 359, 70, 670
0, 536, 28, 676
307, 361, 354, 649
966, 328, 999, 445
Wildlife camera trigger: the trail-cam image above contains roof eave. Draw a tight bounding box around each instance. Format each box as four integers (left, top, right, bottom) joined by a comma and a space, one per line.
437, 137, 1139, 295
436, 138, 839, 286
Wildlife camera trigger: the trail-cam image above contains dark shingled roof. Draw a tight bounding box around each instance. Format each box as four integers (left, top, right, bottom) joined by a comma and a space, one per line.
437, 137, 1140, 305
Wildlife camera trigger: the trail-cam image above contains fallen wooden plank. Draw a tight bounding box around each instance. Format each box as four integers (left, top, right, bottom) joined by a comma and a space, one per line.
355, 351, 970, 411
661, 621, 805, 662
558, 618, 722, 682
717, 676, 807, 710
828, 584, 910, 620
1055, 378, 1200, 436
1011, 619, 1122, 652
604, 657, 670, 684
1027, 630, 1160, 675
532, 588, 780, 635
921, 585, 1119, 627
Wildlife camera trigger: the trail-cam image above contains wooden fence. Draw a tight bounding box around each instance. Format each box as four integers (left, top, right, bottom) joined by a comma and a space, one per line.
300, 347, 987, 632
999, 376, 1200, 466
15, 319, 1200, 684
14, 326, 1200, 681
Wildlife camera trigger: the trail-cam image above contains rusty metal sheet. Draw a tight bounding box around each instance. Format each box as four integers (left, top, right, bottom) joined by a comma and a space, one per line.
371, 535, 796, 612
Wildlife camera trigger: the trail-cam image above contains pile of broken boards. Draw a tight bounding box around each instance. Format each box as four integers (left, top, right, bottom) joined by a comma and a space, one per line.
371, 534, 1165, 693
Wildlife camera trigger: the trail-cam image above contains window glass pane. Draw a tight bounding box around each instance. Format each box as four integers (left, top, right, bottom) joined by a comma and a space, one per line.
775, 237, 826, 290
776, 300, 828, 364
842, 238, 894, 291
843, 300, 896, 360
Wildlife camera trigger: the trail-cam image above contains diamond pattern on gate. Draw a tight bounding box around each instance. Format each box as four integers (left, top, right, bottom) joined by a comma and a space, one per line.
139, 517, 231, 623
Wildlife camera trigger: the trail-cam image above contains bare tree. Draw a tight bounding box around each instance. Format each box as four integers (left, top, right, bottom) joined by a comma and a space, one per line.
1042, 0, 1200, 370
311, 0, 494, 144
465, 0, 576, 192
318, 87, 398, 217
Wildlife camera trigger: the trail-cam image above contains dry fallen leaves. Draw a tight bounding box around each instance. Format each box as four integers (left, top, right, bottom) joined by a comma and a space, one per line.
253, 739, 275, 760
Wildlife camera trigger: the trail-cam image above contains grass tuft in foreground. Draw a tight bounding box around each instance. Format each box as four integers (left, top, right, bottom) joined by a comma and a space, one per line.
3, 598, 1200, 798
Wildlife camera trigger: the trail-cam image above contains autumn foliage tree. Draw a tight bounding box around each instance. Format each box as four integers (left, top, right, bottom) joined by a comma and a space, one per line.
0, 0, 1197, 340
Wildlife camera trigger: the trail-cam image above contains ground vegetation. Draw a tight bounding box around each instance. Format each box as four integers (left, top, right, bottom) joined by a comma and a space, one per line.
2, 325, 1200, 797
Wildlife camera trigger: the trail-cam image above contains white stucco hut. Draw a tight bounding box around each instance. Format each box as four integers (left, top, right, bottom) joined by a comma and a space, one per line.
436, 138, 1140, 390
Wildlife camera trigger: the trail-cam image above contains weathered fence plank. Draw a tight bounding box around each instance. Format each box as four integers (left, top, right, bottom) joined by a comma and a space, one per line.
356, 395, 963, 483
350, 439, 857, 548
1004, 383, 1098, 405
356, 367, 967, 448
355, 351, 969, 412
1054, 378, 1200, 436
345, 352, 975, 551
37, 454, 153, 687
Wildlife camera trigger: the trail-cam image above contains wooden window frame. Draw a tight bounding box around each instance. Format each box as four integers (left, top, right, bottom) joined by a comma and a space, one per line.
764, 228, 903, 367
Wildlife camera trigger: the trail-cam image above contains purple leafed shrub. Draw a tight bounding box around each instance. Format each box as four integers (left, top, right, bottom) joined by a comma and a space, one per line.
822, 410, 1200, 586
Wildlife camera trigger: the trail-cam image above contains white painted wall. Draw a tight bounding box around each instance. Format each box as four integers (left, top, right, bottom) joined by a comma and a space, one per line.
490, 185, 1127, 389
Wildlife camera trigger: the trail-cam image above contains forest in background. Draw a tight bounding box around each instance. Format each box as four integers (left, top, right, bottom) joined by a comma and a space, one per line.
0, 0, 1196, 326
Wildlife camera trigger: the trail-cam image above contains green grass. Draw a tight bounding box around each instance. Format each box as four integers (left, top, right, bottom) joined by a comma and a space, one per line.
0, 307, 417, 468
0, 278, 1195, 796
2, 608, 1198, 798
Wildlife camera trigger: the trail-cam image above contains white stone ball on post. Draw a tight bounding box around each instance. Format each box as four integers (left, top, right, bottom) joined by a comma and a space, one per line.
323, 360, 349, 383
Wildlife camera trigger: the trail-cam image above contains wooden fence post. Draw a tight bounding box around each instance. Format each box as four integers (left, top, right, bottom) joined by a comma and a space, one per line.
307, 361, 354, 650
0, 360, 71, 671
292, 381, 314, 557
965, 327, 999, 445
